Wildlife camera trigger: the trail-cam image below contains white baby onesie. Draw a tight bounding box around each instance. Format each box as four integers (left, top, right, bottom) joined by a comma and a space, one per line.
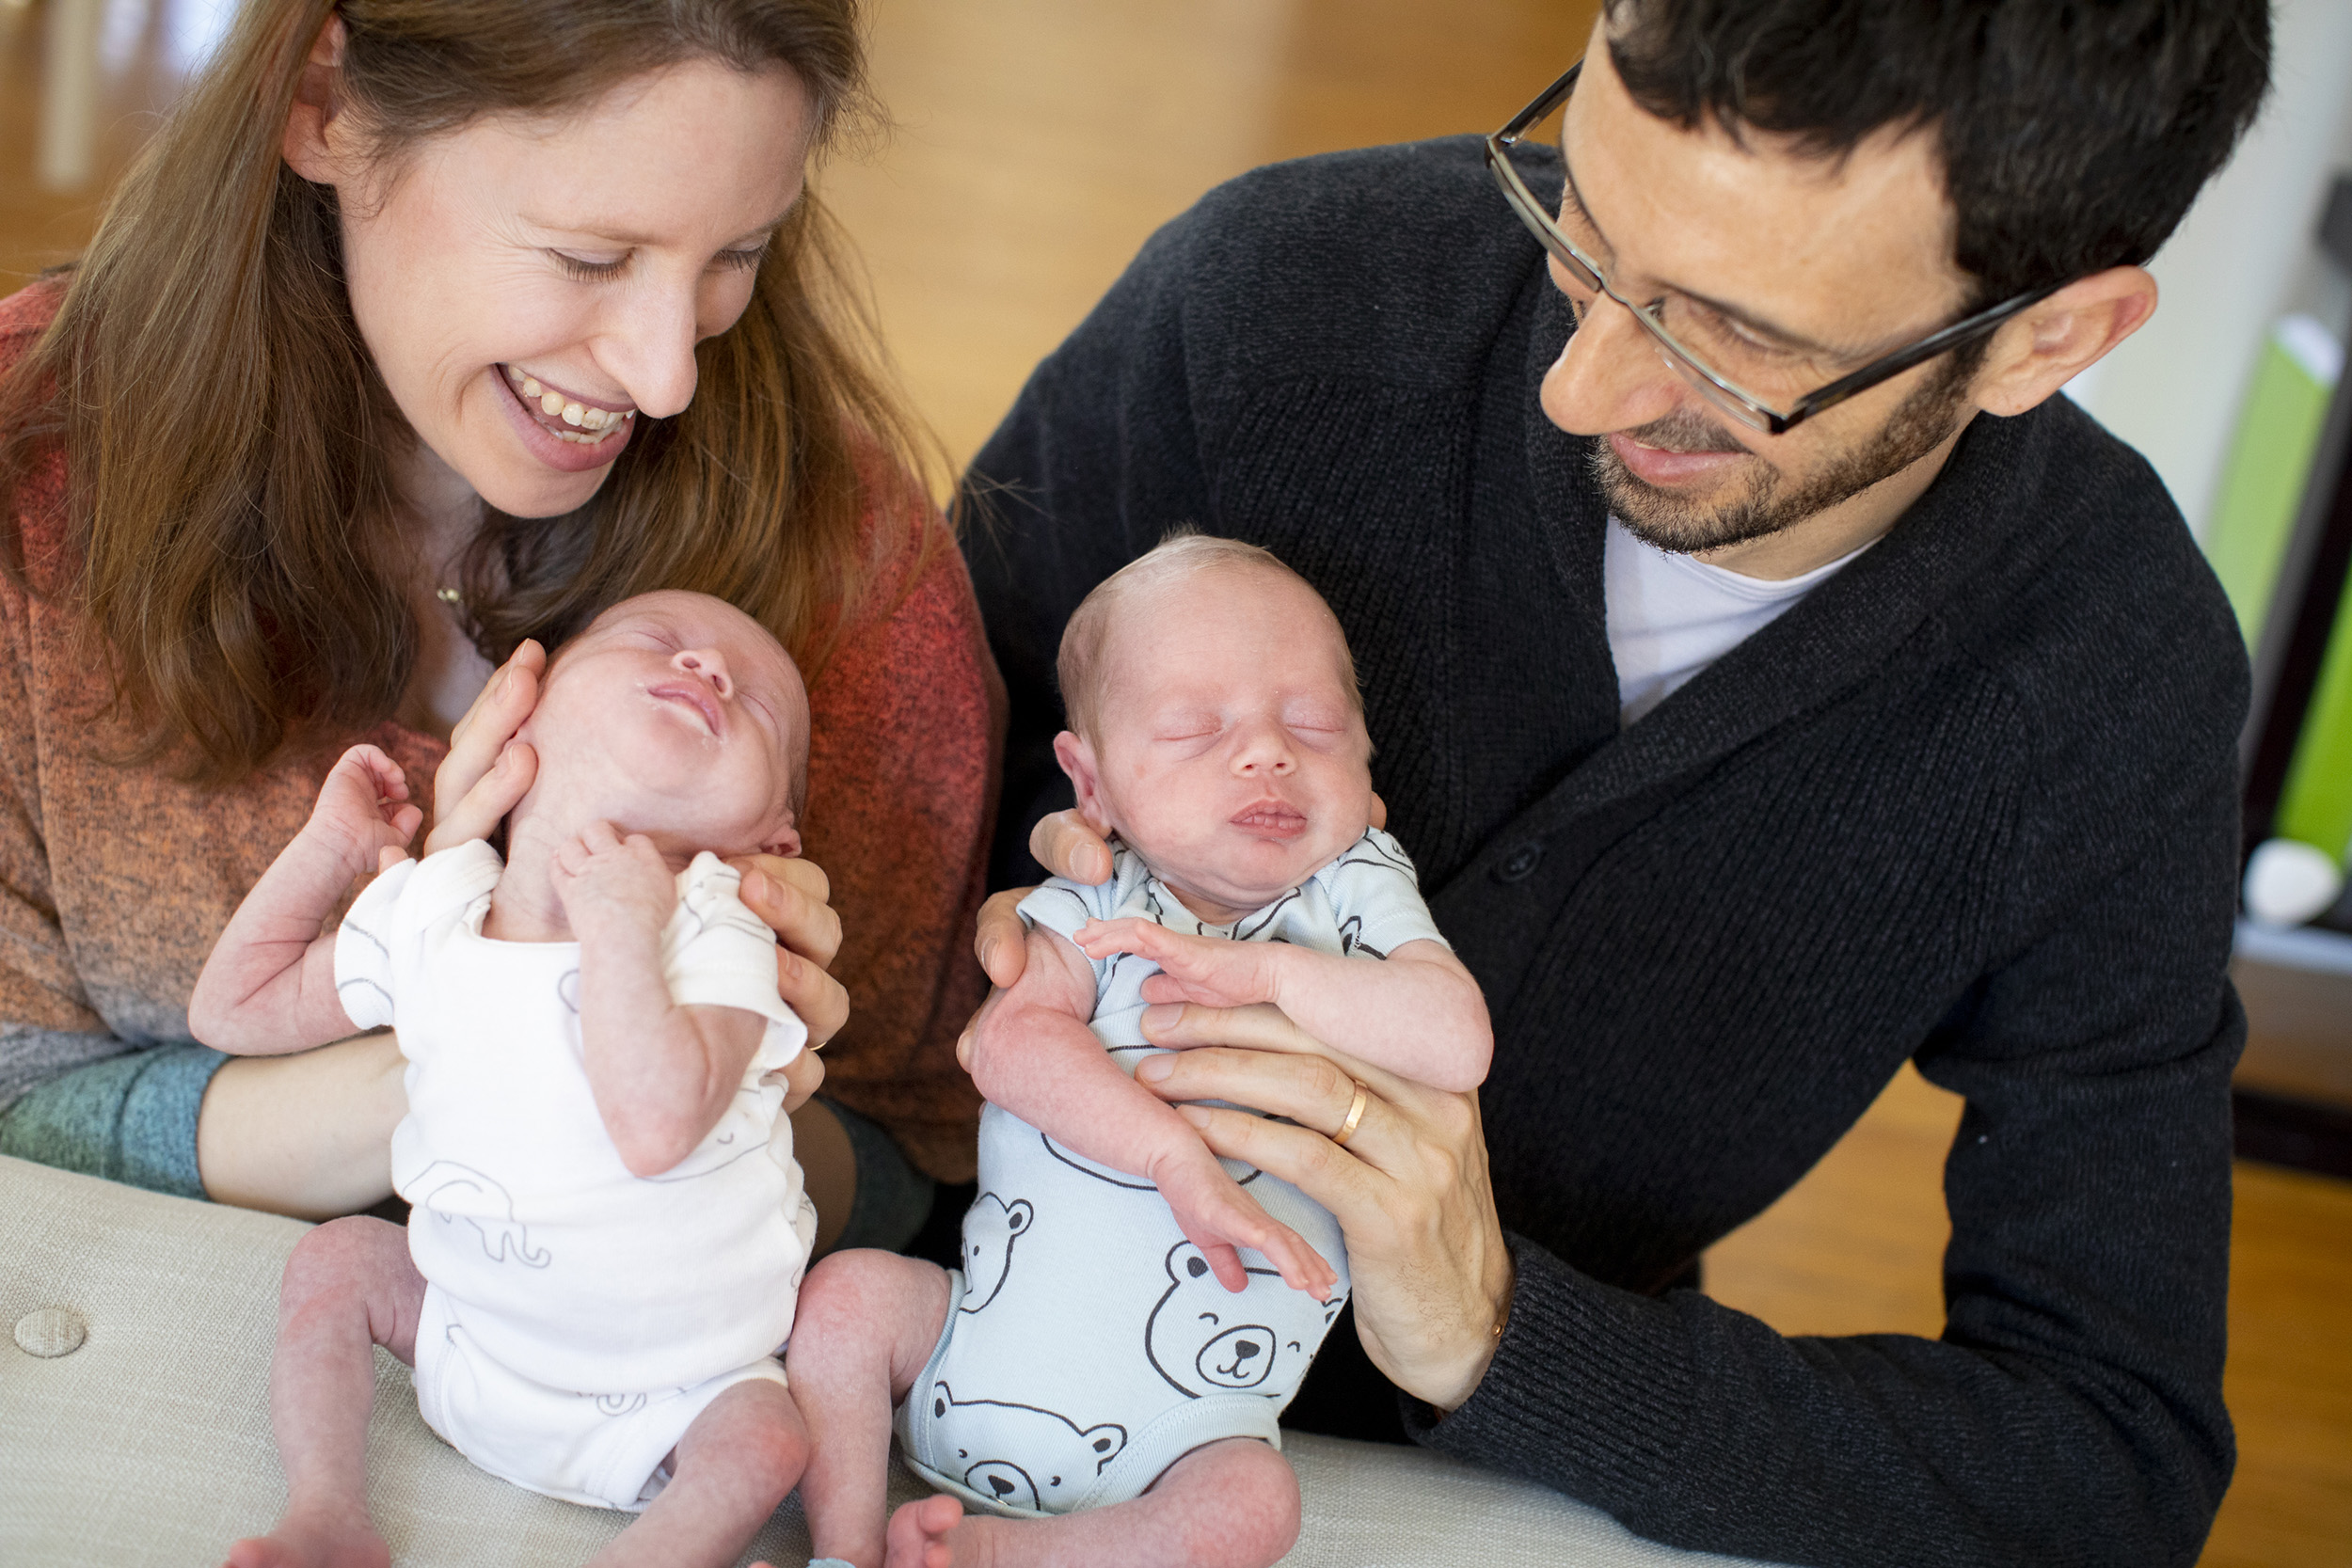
896, 828, 1447, 1518
336, 840, 815, 1511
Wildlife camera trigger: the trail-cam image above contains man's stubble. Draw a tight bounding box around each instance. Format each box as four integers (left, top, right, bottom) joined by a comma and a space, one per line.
1593, 352, 1979, 555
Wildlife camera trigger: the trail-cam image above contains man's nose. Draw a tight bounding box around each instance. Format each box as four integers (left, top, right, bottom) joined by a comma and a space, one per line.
1539, 277, 1688, 438
674, 646, 732, 697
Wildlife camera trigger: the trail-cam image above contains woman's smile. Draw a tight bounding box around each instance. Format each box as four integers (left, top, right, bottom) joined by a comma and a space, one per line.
487, 361, 637, 473
500, 363, 637, 442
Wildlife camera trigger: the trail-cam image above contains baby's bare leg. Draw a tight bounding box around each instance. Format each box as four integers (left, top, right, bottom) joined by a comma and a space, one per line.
227, 1216, 425, 1568
884, 1437, 1298, 1568
786, 1250, 955, 1568
587, 1378, 808, 1568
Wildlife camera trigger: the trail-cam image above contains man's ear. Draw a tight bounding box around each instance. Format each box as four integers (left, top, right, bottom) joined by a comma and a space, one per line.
1052, 730, 1115, 835
1971, 265, 2159, 419
282, 14, 351, 183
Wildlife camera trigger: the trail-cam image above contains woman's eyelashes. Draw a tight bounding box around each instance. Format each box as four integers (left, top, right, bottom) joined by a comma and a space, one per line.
547, 245, 769, 282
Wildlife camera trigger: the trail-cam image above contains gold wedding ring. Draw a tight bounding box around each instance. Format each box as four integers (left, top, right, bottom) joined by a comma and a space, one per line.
1330, 1080, 1370, 1149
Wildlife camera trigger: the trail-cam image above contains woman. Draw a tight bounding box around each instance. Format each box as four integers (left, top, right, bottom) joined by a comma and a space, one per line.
0, 0, 993, 1250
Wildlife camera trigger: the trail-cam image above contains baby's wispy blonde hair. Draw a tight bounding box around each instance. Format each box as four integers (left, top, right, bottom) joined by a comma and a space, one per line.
1056, 531, 1361, 739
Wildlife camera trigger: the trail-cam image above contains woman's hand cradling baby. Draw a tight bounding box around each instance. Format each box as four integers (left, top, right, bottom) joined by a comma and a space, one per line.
426, 639, 546, 856
429, 641, 850, 1049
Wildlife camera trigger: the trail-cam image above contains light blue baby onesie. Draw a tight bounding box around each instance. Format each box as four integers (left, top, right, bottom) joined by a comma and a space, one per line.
895, 828, 1446, 1517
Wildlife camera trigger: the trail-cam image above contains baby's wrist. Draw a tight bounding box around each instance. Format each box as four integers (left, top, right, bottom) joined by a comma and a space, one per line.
297, 816, 379, 882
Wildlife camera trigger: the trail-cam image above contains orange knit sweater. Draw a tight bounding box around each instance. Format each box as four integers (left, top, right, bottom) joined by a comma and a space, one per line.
0, 279, 993, 1181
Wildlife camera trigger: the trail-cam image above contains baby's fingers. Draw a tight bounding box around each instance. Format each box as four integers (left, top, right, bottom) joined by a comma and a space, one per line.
1075, 918, 1158, 959
1190, 1238, 1249, 1293
1257, 1224, 1338, 1302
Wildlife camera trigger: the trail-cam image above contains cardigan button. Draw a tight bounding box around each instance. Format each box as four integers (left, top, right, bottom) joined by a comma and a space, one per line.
1495, 842, 1545, 883
14, 1306, 87, 1357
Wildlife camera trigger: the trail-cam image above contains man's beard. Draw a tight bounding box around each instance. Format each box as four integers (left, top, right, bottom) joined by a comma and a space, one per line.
1593, 354, 1977, 555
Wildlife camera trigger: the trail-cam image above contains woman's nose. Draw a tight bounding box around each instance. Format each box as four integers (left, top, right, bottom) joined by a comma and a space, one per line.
674, 646, 732, 697
599, 284, 703, 420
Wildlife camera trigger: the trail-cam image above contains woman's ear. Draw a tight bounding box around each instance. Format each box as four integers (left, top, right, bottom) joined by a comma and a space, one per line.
282, 14, 351, 183
1052, 730, 1114, 835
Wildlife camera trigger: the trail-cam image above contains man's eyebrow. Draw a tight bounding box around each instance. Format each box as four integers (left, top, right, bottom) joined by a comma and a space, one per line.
522, 212, 790, 249
1555, 141, 1844, 358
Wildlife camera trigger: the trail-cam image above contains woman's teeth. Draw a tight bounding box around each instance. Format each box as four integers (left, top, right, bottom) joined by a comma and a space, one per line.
503, 365, 635, 443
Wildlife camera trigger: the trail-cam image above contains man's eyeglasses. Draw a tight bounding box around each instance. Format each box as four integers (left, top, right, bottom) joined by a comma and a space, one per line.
1484, 62, 2064, 436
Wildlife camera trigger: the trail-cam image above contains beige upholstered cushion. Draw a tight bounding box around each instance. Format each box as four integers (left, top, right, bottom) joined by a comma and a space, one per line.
0, 1155, 1776, 1566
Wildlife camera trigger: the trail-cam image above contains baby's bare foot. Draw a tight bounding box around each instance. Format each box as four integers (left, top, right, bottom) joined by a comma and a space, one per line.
224, 1504, 389, 1568
882, 1495, 969, 1568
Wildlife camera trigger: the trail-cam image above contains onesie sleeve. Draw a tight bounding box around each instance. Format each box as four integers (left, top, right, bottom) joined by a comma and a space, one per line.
1323, 829, 1451, 958
332, 855, 419, 1033
664, 853, 808, 1072
1013, 876, 1114, 946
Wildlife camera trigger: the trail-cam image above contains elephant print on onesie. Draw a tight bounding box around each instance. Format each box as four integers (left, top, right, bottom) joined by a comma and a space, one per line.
923, 1381, 1127, 1513
405, 1161, 550, 1267
958, 1193, 1035, 1313
1146, 1242, 1344, 1399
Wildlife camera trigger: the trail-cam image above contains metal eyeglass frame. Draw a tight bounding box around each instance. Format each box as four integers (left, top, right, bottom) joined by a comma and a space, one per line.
1484, 62, 2066, 436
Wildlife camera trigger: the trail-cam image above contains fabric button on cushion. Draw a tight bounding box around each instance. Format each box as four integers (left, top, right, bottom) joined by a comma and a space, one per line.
14, 1306, 87, 1356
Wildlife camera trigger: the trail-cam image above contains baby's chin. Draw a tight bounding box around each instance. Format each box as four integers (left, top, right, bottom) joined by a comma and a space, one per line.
1142, 819, 1368, 916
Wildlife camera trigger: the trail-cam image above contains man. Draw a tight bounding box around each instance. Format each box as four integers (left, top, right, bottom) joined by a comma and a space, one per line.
959, 2, 2271, 1563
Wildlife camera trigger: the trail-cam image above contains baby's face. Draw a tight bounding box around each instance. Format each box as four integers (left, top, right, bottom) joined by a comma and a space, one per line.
1069, 568, 1373, 915
517, 591, 809, 860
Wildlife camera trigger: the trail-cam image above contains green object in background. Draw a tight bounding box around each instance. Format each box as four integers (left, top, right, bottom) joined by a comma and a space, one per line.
2203, 315, 2341, 650
2277, 587, 2352, 860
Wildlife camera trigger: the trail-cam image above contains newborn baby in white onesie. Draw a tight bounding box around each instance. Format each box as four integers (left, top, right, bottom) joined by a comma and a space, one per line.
784, 535, 1492, 1568
191, 590, 820, 1568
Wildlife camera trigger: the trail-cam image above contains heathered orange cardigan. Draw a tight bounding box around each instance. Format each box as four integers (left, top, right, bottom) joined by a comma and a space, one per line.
0, 279, 993, 1181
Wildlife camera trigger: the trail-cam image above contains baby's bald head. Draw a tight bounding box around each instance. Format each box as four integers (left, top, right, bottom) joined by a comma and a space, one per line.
1057, 533, 1360, 742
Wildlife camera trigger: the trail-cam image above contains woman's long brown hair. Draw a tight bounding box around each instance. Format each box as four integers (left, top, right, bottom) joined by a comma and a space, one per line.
0, 0, 934, 784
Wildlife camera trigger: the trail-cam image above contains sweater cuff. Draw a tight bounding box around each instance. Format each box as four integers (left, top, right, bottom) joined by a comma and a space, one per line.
1402, 1234, 1698, 1512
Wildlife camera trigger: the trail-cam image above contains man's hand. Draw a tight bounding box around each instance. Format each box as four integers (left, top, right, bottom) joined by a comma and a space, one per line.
1149, 1135, 1338, 1301
1134, 1001, 1513, 1412
305, 745, 421, 878
972, 809, 1114, 989
1076, 918, 1285, 1010
551, 822, 676, 940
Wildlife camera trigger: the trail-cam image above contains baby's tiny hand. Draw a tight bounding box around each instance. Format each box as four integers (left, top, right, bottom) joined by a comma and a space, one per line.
1075, 919, 1286, 1010
305, 745, 421, 876
1152, 1142, 1337, 1301
551, 821, 676, 937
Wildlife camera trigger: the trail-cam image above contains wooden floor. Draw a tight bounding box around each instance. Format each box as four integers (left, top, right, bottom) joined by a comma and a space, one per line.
7, 2, 2350, 1562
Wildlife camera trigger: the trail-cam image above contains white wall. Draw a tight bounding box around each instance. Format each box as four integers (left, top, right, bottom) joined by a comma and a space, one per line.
2065, 0, 2352, 541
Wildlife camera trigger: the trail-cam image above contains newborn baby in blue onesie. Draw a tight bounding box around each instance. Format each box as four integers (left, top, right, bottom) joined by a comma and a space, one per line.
786, 534, 1492, 1568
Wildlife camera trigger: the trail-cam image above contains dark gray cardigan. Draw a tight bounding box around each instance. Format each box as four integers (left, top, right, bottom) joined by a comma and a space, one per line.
960, 136, 2246, 1568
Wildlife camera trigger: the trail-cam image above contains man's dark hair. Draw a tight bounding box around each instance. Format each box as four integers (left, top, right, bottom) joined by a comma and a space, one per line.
1604, 0, 2272, 309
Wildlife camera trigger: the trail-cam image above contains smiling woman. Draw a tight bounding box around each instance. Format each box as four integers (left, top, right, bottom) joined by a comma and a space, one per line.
0, 0, 994, 1243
